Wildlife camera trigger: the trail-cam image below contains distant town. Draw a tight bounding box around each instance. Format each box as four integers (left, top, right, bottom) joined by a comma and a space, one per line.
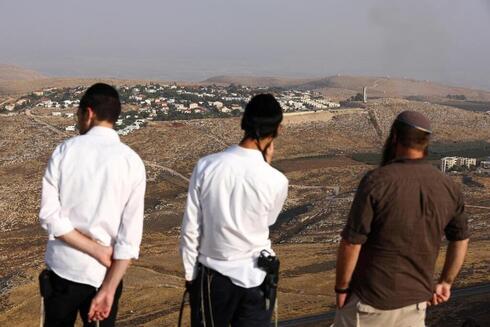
441, 156, 490, 175
4, 83, 490, 175
1, 83, 340, 136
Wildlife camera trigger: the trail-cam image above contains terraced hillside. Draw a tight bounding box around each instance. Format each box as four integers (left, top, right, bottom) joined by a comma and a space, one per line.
1, 97, 489, 326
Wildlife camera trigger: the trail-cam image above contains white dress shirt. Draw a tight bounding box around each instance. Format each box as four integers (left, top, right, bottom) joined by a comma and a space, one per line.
180, 145, 288, 288
39, 126, 146, 288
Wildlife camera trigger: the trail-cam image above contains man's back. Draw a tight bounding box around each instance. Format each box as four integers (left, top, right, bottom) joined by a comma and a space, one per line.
191, 145, 287, 260
344, 159, 468, 309
40, 126, 146, 287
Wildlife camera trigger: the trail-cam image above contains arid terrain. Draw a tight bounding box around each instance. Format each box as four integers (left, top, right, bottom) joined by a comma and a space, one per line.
0, 73, 489, 326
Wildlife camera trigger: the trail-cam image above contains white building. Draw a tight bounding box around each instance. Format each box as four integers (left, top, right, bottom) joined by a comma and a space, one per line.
481, 157, 490, 169
213, 101, 224, 109
65, 125, 76, 132
231, 105, 244, 112
52, 112, 62, 116
441, 157, 477, 172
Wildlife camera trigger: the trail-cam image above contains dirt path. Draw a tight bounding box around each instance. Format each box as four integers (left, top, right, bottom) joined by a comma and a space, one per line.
24, 110, 68, 137
144, 161, 190, 183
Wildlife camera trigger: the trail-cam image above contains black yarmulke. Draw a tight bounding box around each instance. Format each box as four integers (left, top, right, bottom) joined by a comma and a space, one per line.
396, 111, 432, 134
241, 94, 283, 139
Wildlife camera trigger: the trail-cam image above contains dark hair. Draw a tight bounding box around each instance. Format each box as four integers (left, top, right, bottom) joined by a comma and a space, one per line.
79, 83, 121, 123
241, 94, 283, 140
381, 120, 431, 166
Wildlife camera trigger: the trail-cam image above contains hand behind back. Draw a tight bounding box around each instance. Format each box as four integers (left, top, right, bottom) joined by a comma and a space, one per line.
428, 282, 451, 306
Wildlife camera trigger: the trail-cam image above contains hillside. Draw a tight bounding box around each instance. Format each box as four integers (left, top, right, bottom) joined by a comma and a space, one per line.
203, 75, 490, 102
308, 76, 490, 101
0, 64, 45, 81
1, 98, 489, 326
0, 77, 190, 96
202, 75, 316, 88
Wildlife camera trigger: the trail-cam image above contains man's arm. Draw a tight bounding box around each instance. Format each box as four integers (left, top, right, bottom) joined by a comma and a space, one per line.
335, 174, 374, 308
268, 177, 288, 226
335, 239, 362, 308
56, 230, 113, 268
112, 161, 146, 261
180, 164, 203, 283
431, 239, 469, 305
88, 259, 130, 322
40, 144, 111, 266
431, 187, 470, 306
39, 144, 74, 237
88, 160, 146, 321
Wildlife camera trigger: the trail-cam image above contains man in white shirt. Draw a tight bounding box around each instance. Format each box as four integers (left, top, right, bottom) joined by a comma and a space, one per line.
180, 94, 289, 327
39, 83, 146, 326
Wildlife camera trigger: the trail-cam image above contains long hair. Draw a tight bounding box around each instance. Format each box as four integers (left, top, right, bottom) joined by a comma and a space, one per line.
381, 120, 431, 166
381, 128, 397, 166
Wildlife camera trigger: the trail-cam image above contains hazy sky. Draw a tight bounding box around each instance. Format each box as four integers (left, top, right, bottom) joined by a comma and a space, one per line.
1, 0, 490, 89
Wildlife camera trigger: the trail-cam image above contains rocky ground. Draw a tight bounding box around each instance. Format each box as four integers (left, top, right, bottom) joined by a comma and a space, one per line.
0, 99, 489, 326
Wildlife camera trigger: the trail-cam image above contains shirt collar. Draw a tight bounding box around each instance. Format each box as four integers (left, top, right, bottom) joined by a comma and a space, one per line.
86, 126, 120, 142
390, 157, 428, 165
227, 145, 265, 161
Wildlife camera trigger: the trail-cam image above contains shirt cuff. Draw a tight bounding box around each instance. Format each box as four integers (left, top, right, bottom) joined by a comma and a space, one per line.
49, 218, 74, 237
445, 230, 470, 242
185, 267, 198, 281
113, 244, 139, 260
341, 227, 368, 244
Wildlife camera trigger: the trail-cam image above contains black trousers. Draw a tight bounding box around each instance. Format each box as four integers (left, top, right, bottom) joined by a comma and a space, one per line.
189, 265, 276, 327
42, 271, 123, 327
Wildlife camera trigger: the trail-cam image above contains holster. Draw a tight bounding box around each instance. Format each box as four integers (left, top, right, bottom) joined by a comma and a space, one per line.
39, 269, 53, 299
258, 251, 280, 310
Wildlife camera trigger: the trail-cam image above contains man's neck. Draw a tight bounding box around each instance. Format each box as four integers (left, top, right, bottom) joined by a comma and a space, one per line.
395, 146, 425, 160
239, 138, 260, 151
93, 121, 114, 129
239, 137, 273, 151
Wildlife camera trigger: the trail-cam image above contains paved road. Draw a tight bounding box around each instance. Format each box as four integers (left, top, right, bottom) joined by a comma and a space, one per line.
274, 283, 490, 327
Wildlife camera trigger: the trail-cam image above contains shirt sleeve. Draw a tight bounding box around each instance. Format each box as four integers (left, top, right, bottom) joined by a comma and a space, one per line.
341, 173, 375, 244
444, 188, 470, 241
113, 159, 146, 260
39, 144, 74, 238
268, 176, 289, 226
180, 164, 203, 281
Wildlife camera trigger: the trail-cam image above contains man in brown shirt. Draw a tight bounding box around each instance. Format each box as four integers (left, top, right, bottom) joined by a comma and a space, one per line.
333, 111, 469, 327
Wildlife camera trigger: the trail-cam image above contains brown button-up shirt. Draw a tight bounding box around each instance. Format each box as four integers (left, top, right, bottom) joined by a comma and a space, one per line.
341, 159, 469, 310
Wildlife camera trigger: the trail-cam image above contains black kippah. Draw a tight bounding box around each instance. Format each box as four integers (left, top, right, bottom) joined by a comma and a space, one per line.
395, 111, 432, 134
241, 94, 283, 139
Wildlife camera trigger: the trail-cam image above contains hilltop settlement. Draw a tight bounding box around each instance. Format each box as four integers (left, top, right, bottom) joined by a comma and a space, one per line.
1, 83, 340, 135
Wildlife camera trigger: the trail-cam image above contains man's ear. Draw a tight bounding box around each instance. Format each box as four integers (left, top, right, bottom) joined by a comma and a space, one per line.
86, 107, 95, 121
